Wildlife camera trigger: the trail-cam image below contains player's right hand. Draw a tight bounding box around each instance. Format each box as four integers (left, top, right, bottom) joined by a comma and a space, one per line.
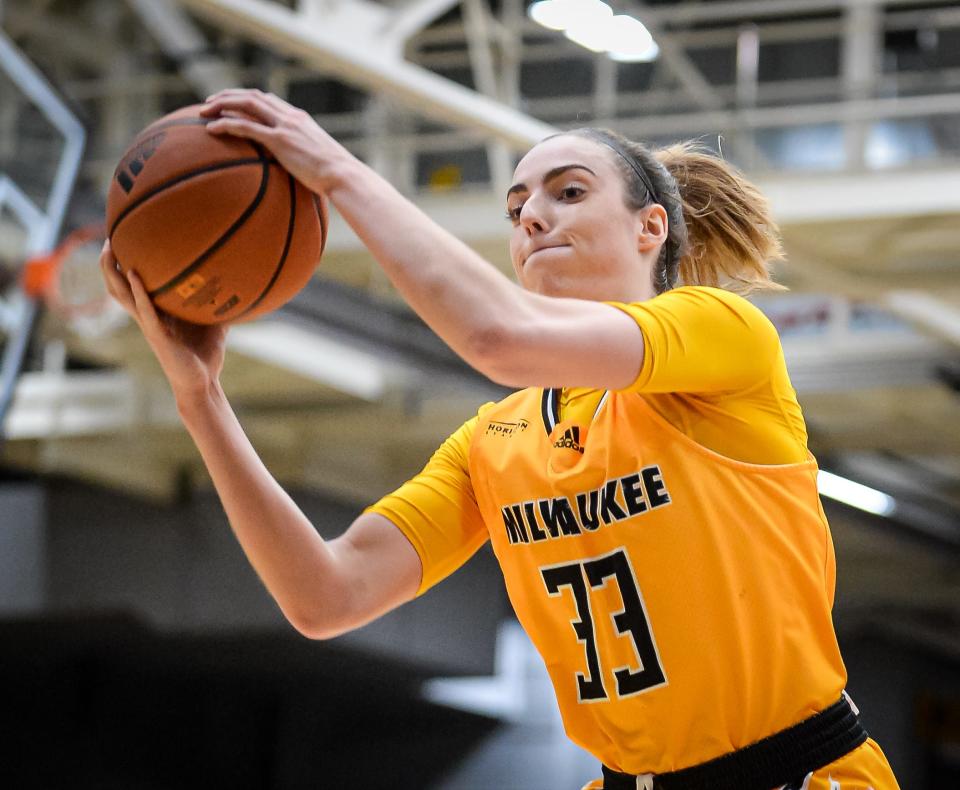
200, 88, 349, 197
100, 239, 228, 404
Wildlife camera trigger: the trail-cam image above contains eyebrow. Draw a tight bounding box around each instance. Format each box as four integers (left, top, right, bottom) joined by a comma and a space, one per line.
506, 163, 598, 198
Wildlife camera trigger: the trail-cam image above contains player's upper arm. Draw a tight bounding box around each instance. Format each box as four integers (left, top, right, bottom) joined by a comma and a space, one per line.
314, 511, 424, 638
478, 286, 777, 395
477, 292, 645, 391
294, 412, 488, 640
362, 410, 490, 594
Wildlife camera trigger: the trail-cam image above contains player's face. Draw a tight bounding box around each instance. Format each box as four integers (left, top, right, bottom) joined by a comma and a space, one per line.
506, 135, 653, 302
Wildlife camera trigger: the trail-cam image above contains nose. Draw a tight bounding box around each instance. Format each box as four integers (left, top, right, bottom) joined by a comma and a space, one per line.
519, 194, 550, 235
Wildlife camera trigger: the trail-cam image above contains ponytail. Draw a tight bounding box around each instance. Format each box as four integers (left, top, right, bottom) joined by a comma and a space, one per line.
568, 129, 785, 294
655, 142, 785, 294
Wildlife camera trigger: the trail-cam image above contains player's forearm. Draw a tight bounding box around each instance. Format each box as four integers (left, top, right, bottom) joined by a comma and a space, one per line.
324, 157, 535, 380
175, 384, 349, 636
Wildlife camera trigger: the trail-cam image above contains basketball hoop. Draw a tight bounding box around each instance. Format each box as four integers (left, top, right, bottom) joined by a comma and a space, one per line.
20, 222, 127, 337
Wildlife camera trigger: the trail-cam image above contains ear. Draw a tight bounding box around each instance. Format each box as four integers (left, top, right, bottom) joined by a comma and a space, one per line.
637, 204, 669, 252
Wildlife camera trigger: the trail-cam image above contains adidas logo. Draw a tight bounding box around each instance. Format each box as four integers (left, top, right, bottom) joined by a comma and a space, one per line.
114, 130, 167, 193
553, 425, 584, 454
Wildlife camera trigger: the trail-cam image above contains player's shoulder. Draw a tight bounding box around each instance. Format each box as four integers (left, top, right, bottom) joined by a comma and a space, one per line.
655, 285, 779, 334
482, 387, 541, 413
454, 391, 538, 433
654, 284, 766, 312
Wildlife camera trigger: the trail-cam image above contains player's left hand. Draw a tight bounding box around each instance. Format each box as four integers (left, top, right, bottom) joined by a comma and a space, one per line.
200, 89, 348, 197
100, 240, 228, 403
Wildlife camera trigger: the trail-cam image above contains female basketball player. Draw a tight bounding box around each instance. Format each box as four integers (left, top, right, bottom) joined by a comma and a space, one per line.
101, 88, 900, 790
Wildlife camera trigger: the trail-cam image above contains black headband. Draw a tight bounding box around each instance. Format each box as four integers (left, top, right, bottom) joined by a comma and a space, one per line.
585, 132, 676, 290
590, 135, 660, 206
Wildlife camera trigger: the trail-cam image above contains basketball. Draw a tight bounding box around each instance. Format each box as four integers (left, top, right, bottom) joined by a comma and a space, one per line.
105, 104, 326, 324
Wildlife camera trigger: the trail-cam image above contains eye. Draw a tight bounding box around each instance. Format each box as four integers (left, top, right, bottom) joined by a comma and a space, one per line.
559, 185, 585, 201
504, 203, 524, 223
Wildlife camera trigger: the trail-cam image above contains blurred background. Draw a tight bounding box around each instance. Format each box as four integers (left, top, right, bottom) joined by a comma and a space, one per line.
1, 0, 959, 787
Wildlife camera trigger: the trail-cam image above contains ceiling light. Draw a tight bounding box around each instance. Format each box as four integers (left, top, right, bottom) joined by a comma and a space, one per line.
606, 16, 660, 62
564, 12, 614, 53
528, 1, 659, 62
529, 0, 611, 32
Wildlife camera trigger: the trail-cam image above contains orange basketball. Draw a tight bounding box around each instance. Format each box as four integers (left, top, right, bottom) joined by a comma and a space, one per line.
105, 104, 326, 324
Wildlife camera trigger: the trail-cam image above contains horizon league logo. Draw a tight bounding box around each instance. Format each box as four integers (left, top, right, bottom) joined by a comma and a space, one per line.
486, 418, 529, 438
114, 130, 167, 193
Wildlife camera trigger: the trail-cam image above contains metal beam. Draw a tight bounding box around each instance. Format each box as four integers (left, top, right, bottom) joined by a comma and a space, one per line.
383, 0, 464, 48
642, 0, 942, 27
627, 1, 725, 112
4, 370, 169, 439
783, 332, 947, 393
758, 163, 960, 223
884, 291, 960, 349
614, 90, 960, 139
841, 0, 880, 168
127, 0, 240, 97
497, 0, 524, 111
462, 0, 514, 193
227, 322, 389, 401
1, 5, 113, 71
177, 0, 557, 149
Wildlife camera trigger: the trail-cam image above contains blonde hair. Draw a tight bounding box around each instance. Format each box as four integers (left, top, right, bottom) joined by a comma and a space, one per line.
567, 129, 785, 294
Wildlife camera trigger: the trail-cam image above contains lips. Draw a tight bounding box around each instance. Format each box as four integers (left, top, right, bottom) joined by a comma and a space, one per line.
524, 243, 569, 265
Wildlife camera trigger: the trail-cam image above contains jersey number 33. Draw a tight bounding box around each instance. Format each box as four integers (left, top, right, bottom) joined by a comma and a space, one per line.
541, 548, 667, 703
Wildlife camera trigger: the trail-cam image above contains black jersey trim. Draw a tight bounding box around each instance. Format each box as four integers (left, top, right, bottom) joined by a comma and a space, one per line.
541, 388, 609, 435
541, 388, 561, 435
593, 391, 610, 420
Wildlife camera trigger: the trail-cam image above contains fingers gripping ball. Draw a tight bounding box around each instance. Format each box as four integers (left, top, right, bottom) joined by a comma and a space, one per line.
106, 104, 327, 324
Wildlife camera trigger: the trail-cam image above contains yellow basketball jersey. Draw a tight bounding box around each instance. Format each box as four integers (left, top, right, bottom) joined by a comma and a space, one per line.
468, 386, 847, 775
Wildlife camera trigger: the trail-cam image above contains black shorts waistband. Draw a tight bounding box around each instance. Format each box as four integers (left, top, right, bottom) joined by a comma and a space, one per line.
602, 695, 868, 790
